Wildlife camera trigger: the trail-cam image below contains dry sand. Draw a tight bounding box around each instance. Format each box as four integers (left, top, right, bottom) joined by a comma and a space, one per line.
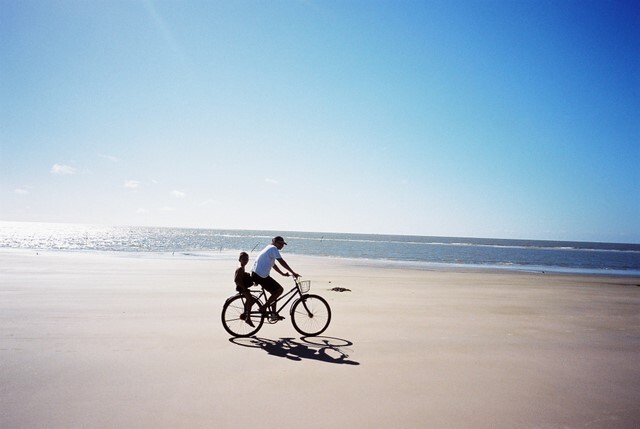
1, 249, 639, 428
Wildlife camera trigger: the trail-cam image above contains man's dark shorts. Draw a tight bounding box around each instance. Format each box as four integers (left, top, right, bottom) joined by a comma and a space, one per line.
251, 272, 282, 293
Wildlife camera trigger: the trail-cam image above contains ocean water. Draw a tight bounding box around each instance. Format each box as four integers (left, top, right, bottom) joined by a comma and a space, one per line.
1, 221, 639, 276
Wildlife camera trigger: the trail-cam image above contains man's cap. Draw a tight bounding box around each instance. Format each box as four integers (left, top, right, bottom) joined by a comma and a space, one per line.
273, 236, 287, 245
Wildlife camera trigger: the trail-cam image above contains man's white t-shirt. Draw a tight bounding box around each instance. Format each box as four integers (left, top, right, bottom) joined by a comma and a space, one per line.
252, 245, 281, 278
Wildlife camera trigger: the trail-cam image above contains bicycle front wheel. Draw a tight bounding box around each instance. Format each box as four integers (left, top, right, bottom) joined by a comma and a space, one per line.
291, 294, 331, 336
221, 295, 264, 337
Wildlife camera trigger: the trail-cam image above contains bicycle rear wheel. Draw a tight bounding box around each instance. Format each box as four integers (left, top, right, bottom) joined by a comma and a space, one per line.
221, 295, 264, 337
291, 294, 331, 336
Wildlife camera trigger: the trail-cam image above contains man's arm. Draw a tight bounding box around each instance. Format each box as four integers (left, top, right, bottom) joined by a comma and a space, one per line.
272, 264, 287, 276
276, 258, 299, 278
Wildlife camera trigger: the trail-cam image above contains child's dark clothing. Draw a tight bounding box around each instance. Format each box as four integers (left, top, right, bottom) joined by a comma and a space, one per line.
234, 266, 253, 292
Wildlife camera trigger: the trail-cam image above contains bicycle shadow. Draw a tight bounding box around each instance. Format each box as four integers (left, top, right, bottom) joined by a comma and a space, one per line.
229, 336, 360, 365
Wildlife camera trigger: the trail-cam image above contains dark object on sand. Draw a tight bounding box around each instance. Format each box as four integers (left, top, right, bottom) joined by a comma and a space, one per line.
331, 287, 351, 292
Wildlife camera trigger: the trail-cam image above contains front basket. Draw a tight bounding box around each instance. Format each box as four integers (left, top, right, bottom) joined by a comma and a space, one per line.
298, 280, 311, 293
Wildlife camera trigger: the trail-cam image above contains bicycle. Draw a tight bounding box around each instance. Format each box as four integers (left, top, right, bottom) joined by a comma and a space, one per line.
221, 276, 331, 338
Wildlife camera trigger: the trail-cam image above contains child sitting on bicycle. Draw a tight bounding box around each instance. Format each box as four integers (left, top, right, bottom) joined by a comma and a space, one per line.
234, 252, 255, 327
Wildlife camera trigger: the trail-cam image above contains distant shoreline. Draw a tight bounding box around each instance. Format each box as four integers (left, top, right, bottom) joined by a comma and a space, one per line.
2, 247, 639, 278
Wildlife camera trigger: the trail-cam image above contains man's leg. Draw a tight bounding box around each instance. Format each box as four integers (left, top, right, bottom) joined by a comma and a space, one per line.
269, 284, 283, 314
262, 276, 283, 315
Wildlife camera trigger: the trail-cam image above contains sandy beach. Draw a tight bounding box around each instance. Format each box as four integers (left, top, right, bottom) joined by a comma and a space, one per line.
1, 249, 639, 428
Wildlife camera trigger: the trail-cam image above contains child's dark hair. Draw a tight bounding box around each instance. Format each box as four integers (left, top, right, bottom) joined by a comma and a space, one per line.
239, 251, 249, 261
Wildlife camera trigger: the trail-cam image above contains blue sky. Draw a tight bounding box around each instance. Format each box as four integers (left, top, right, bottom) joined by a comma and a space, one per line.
1, 0, 639, 242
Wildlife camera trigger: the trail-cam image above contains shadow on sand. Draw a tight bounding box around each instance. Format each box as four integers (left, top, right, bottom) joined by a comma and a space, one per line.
229, 336, 360, 365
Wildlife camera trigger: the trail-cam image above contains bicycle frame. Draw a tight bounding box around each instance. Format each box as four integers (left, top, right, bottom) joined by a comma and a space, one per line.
248, 278, 304, 317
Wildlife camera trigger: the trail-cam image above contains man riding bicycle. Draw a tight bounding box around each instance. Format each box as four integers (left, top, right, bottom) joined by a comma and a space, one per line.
251, 236, 300, 322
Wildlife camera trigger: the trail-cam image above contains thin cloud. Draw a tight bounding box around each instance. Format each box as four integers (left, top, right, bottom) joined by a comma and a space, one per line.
171, 190, 186, 198
14, 187, 29, 195
98, 153, 119, 162
143, 0, 182, 55
160, 206, 175, 212
124, 180, 141, 189
136, 208, 149, 214
51, 164, 77, 175
265, 178, 279, 185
